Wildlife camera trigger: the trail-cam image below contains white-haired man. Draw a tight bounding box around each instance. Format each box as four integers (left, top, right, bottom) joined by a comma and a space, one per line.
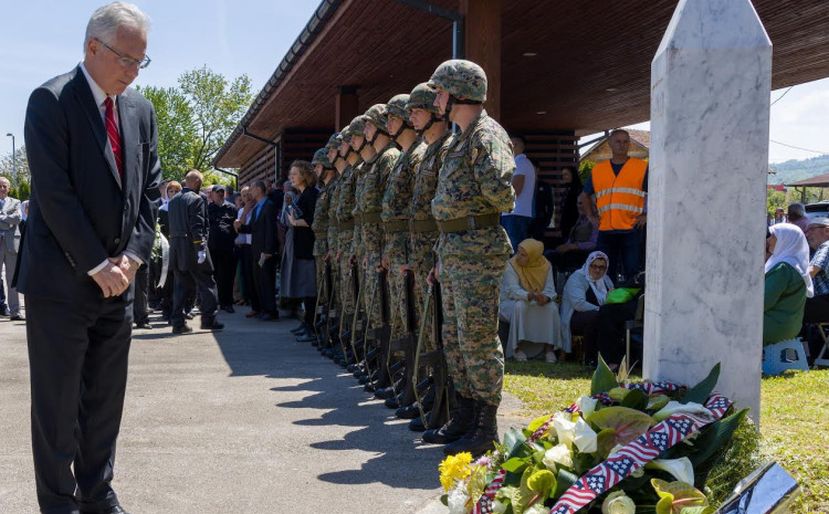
20, 3, 160, 513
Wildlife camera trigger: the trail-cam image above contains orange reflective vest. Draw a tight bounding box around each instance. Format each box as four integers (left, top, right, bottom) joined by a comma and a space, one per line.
592, 158, 647, 231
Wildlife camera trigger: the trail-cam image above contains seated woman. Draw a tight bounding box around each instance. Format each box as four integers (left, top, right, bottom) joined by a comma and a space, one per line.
499, 239, 561, 362
560, 251, 613, 361
764, 223, 812, 346
545, 195, 598, 273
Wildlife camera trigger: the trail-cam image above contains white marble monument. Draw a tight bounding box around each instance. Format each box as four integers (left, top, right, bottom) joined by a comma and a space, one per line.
645, 0, 772, 420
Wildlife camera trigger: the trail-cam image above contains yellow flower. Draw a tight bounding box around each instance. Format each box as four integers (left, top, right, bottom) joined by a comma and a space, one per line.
438, 452, 474, 492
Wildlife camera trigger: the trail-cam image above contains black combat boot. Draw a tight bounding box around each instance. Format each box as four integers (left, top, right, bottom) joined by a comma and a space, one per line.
443, 401, 499, 456
422, 395, 475, 445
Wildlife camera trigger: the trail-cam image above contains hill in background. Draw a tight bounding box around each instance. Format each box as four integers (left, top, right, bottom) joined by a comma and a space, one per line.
769, 154, 829, 184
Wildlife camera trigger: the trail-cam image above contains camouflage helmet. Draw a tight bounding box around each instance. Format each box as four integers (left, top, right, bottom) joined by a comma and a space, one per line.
363, 104, 389, 133
312, 148, 331, 168
428, 59, 487, 102
386, 94, 410, 124
348, 115, 367, 138
405, 82, 440, 114
326, 132, 343, 151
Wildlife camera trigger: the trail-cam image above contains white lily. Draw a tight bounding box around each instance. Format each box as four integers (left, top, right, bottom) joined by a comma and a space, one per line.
577, 396, 599, 418
645, 457, 695, 485
526, 505, 550, 514
543, 443, 573, 470
492, 500, 508, 514
447, 482, 470, 514
552, 412, 598, 453
653, 401, 712, 421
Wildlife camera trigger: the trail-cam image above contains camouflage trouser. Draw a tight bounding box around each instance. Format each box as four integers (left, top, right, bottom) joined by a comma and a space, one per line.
439, 252, 506, 407
361, 223, 384, 330
315, 256, 326, 301
338, 231, 356, 333
410, 231, 439, 353
385, 231, 410, 342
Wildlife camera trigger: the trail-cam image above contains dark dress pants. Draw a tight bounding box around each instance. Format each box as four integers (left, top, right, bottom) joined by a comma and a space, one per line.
27, 293, 132, 513
210, 244, 237, 308
252, 255, 277, 316
171, 266, 219, 327
239, 245, 258, 311
571, 309, 600, 365
132, 263, 150, 324
595, 300, 639, 365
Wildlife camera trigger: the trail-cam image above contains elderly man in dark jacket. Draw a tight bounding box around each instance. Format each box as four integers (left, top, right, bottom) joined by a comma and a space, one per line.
235, 180, 279, 320
208, 184, 238, 313
168, 170, 223, 333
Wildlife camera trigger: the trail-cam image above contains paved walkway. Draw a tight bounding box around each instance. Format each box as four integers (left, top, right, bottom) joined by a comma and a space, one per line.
0, 307, 524, 513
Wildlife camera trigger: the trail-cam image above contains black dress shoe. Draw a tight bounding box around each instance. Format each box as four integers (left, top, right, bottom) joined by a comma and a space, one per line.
10, 314, 24, 321
221, 305, 235, 314
200, 318, 225, 331
135, 322, 152, 330
172, 324, 193, 334
81, 504, 130, 513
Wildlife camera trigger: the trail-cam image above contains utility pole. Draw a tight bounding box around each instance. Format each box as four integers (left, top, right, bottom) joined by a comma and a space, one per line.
5, 133, 15, 181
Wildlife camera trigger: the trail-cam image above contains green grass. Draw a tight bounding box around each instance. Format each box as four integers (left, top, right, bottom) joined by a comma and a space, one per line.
503, 362, 829, 512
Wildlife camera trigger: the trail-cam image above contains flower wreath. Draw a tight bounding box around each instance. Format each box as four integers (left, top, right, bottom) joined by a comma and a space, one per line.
439, 360, 748, 514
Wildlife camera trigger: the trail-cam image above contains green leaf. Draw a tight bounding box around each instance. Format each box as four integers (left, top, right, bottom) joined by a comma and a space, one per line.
686, 409, 749, 486
440, 494, 448, 506
504, 427, 528, 458
647, 394, 671, 411
609, 387, 631, 402
591, 354, 619, 395
681, 363, 720, 404
503, 457, 529, 473
588, 406, 654, 446
621, 389, 649, 410
680, 507, 716, 514
554, 469, 578, 497
527, 414, 551, 434
596, 428, 619, 459
651, 479, 709, 514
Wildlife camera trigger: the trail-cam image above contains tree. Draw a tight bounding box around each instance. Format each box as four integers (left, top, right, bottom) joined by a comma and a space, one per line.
138, 66, 252, 180
0, 146, 31, 200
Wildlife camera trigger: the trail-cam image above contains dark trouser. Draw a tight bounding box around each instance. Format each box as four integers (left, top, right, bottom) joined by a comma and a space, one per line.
501, 215, 533, 253
0, 274, 6, 312
596, 300, 638, 365
171, 266, 219, 327
27, 294, 132, 514
571, 309, 600, 364
545, 249, 592, 274
238, 245, 257, 311
596, 229, 643, 282
252, 254, 277, 316
132, 263, 150, 324
210, 244, 237, 308
303, 296, 316, 327
802, 294, 829, 359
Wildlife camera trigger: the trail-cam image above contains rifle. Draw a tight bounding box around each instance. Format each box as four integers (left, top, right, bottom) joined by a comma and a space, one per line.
318, 261, 335, 348
364, 268, 391, 389
413, 280, 449, 430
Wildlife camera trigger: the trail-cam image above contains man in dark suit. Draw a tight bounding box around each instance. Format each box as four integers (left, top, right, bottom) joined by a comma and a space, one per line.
235, 180, 279, 320
167, 170, 223, 334
207, 184, 238, 313
19, 4, 160, 513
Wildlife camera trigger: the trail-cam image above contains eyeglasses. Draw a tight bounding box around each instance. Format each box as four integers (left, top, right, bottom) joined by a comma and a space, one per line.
96, 38, 151, 69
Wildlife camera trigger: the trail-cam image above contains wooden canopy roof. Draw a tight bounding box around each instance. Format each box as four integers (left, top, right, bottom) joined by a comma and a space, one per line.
786, 172, 829, 187
215, 0, 829, 168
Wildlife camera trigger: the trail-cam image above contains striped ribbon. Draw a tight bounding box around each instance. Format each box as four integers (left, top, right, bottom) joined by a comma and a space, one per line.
472, 383, 727, 514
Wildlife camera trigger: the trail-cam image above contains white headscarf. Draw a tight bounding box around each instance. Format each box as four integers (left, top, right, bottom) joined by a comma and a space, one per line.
766, 223, 814, 298
580, 251, 612, 305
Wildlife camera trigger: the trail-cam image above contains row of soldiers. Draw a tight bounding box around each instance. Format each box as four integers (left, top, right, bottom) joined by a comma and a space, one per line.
306, 59, 516, 457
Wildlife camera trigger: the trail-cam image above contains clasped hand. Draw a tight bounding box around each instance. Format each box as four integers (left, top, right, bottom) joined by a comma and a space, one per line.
92, 254, 136, 298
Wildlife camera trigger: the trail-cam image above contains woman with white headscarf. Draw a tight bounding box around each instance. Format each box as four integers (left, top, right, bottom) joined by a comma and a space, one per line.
499, 239, 561, 362
560, 251, 614, 357
764, 223, 812, 345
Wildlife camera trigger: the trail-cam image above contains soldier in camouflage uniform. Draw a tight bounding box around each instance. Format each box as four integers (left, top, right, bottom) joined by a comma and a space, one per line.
423, 60, 516, 456
381, 94, 425, 353
405, 83, 452, 356
325, 133, 346, 329
335, 119, 365, 344
310, 147, 335, 317
353, 105, 400, 332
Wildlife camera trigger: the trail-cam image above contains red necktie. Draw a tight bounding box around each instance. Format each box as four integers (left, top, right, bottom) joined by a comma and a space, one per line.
104, 97, 124, 179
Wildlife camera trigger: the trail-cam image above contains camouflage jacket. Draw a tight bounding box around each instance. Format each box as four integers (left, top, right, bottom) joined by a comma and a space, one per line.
325, 173, 340, 254
410, 131, 452, 221
382, 141, 425, 222
335, 159, 361, 225
354, 143, 400, 217
431, 110, 515, 255
312, 178, 334, 257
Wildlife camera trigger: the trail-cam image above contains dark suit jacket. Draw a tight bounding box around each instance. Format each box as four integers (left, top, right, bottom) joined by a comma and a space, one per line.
238, 198, 277, 260
168, 188, 213, 273
19, 66, 161, 302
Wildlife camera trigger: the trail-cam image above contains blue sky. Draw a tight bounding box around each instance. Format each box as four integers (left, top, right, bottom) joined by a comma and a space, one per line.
1, 0, 827, 164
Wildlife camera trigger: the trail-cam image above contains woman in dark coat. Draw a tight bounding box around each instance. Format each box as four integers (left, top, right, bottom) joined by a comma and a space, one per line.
281, 160, 319, 332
